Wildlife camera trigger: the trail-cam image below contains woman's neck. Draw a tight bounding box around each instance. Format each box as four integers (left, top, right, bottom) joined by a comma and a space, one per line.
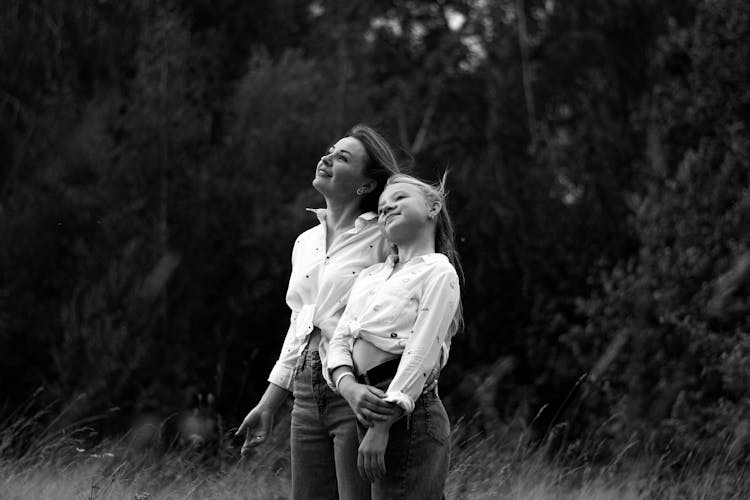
324, 198, 363, 235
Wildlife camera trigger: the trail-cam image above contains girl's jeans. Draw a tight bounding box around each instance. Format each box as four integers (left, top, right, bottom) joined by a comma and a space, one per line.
291, 347, 371, 500
359, 384, 451, 500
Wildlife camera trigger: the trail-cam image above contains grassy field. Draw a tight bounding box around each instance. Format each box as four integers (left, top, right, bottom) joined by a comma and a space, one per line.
2, 421, 749, 500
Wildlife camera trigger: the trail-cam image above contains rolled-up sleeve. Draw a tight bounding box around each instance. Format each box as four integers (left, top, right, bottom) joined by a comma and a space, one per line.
383, 267, 460, 413
267, 311, 304, 390
267, 238, 305, 391
326, 290, 359, 385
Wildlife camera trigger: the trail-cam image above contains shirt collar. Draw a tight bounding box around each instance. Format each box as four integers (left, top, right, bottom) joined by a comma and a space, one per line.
419, 253, 449, 264
305, 208, 378, 232
306, 208, 327, 225
385, 253, 448, 266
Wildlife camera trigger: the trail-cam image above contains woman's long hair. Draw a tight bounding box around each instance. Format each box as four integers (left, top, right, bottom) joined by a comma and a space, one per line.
345, 124, 401, 214
384, 172, 464, 337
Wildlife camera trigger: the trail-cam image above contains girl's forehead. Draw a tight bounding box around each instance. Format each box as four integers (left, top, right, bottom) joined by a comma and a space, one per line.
380, 182, 423, 201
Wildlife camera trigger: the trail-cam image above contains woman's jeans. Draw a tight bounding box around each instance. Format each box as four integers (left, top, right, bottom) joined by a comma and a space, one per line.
291, 347, 371, 500
360, 384, 451, 500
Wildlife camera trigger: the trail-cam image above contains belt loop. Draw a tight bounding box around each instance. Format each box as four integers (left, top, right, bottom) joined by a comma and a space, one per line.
299, 345, 308, 373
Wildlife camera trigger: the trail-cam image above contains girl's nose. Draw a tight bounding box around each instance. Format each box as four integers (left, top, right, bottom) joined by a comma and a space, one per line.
321, 152, 333, 165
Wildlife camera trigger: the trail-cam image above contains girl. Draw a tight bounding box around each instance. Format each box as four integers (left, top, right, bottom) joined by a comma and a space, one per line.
236, 125, 402, 500
328, 173, 462, 500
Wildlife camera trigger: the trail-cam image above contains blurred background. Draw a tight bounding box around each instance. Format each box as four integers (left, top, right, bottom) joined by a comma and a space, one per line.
1, 0, 749, 463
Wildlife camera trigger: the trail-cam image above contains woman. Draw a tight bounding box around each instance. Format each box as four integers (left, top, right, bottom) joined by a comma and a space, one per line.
328, 173, 463, 500
236, 124, 401, 500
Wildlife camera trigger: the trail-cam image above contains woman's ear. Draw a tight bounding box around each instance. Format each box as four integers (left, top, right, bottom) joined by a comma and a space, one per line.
359, 179, 377, 195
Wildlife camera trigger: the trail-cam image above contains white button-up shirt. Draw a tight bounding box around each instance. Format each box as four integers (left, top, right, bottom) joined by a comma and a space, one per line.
327, 253, 460, 413
267, 209, 391, 390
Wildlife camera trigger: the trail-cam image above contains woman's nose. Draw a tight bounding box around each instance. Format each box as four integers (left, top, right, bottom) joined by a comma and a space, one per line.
321, 152, 333, 165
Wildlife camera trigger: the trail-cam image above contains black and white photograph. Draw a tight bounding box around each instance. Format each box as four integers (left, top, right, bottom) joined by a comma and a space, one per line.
1, 1, 748, 498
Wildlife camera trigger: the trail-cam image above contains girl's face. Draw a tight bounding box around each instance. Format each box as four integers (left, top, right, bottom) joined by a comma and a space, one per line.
312, 136, 372, 200
377, 182, 432, 243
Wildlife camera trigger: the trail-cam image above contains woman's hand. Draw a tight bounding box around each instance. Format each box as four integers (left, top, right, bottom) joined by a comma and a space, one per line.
358, 425, 389, 481
338, 378, 399, 426
234, 383, 289, 457
235, 406, 275, 456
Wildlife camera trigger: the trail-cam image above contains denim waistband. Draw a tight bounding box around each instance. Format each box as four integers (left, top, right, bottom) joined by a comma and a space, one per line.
307, 326, 321, 352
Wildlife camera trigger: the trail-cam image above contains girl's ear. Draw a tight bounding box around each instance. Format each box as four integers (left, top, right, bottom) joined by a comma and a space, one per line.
428, 200, 442, 219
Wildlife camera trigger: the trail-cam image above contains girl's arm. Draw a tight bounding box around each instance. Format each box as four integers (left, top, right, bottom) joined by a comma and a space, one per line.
356, 408, 403, 481
383, 266, 460, 413
328, 273, 396, 426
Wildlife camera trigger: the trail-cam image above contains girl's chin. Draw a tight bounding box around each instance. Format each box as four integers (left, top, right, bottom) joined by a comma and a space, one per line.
384, 225, 413, 245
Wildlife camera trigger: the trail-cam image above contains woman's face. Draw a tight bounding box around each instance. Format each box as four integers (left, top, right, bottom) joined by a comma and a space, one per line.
377, 182, 431, 244
312, 136, 372, 201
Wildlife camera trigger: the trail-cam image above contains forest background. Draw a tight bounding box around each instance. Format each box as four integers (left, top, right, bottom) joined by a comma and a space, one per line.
1, 0, 749, 474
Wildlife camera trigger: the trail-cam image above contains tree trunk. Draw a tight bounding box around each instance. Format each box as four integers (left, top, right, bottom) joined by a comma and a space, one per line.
515, 0, 537, 147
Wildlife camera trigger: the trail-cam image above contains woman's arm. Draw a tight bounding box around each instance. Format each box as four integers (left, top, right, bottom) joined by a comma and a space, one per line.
237, 234, 305, 453
235, 382, 289, 455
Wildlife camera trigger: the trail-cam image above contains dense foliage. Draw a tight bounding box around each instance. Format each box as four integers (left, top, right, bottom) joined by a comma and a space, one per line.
1, 0, 747, 461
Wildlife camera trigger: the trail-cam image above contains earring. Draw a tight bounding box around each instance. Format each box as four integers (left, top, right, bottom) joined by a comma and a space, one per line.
356, 187, 365, 196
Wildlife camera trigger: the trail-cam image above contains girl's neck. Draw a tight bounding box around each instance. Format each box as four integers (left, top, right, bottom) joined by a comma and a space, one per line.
395, 237, 435, 264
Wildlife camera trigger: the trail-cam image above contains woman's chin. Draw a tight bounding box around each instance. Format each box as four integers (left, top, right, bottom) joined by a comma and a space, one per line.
311, 177, 329, 194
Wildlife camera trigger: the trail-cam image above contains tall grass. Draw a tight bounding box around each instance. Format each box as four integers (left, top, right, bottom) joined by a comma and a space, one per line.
2, 409, 749, 499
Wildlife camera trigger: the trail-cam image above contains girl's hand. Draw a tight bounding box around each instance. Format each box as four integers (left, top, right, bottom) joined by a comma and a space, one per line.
358, 426, 389, 481
338, 378, 397, 426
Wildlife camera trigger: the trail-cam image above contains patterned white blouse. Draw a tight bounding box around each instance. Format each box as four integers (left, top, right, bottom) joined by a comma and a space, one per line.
267, 209, 391, 390
327, 253, 460, 413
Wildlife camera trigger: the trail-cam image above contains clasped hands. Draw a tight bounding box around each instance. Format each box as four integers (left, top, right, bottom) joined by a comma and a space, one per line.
337, 376, 403, 481
337, 375, 400, 428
